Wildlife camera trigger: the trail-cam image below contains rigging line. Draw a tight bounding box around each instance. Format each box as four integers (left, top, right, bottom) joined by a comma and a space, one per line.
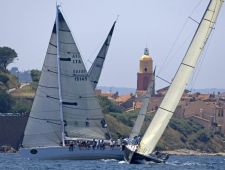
188, 16, 217, 90
188, 17, 200, 24
157, 0, 204, 76
166, 30, 199, 81
190, 0, 204, 14
157, 18, 189, 76
156, 75, 171, 85
189, 6, 218, 92
189, 36, 211, 91
179, 0, 218, 85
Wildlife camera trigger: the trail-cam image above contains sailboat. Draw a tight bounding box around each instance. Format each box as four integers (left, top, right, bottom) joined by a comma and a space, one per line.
19, 6, 123, 160
124, 0, 223, 164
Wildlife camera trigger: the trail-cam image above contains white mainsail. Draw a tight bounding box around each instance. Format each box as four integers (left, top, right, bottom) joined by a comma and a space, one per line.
22, 23, 62, 148
138, 0, 223, 155
57, 10, 108, 140
88, 21, 116, 89
130, 72, 155, 138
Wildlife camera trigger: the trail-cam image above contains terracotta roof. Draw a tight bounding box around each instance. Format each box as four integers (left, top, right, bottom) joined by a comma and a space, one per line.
197, 94, 211, 101
101, 93, 113, 98
115, 95, 132, 103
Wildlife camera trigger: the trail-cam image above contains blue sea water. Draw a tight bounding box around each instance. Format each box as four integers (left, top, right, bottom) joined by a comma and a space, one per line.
0, 153, 225, 170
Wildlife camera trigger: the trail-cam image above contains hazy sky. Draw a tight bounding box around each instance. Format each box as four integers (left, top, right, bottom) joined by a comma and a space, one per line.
0, 0, 225, 90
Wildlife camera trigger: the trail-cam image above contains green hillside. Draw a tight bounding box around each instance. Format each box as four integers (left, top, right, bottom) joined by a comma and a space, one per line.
0, 71, 20, 90
1, 72, 225, 153
106, 109, 225, 153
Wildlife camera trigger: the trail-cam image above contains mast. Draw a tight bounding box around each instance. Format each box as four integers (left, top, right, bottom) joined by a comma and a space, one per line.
130, 73, 154, 138
56, 4, 65, 147
138, 0, 223, 155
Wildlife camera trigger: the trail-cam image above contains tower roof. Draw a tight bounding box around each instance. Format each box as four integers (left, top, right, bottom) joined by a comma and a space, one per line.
140, 48, 152, 61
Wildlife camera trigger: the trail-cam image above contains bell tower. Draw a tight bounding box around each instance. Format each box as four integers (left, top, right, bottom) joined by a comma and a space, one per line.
136, 48, 155, 95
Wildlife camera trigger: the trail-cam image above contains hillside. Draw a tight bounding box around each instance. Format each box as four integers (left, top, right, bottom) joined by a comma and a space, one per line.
0, 71, 20, 90
106, 110, 225, 153
1, 79, 225, 153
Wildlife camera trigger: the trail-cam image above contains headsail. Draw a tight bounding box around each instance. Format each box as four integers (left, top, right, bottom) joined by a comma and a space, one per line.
57, 10, 109, 140
138, 0, 223, 155
88, 21, 116, 89
22, 23, 62, 148
130, 70, 155, 138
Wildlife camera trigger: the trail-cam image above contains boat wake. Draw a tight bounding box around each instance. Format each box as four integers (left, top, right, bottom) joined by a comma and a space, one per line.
166, 160, 204, 167
118, 160, 127, 164
100, 159, 117, 162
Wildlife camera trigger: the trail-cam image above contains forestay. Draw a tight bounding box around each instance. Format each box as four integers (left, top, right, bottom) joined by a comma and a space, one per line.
138, 0, 223, 155
22, 24, 62, 148
57, 10, 109, 140
88, 21, 116, 89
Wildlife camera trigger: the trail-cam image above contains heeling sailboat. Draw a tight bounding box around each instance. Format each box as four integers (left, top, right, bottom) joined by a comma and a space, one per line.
124, 0, 223, 164
19, 6, 123, 160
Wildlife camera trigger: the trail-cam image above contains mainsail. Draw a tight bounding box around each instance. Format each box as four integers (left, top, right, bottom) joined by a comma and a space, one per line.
88, 21, 116, 89
130, 70, 155, 138
138, 0, 223, 155
22, 8, 109, 148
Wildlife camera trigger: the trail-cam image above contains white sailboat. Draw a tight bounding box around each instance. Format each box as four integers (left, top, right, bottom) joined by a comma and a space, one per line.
19, 6, 123, 160
124, 0, 224, 164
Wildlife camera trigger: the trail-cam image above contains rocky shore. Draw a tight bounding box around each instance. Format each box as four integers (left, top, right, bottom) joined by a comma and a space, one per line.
163, 149, 225, 156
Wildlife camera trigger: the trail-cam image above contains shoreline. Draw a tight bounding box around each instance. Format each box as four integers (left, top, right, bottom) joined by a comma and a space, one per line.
163, 149, 225, 156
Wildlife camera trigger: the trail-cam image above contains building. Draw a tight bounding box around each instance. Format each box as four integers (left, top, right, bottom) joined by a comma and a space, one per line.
136, 48, 155, 96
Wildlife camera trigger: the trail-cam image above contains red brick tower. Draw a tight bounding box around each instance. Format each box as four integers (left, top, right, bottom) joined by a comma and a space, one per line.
136, 48, 154, 96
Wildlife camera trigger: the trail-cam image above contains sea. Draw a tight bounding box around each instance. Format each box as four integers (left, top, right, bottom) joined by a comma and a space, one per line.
0, 153, 225, 170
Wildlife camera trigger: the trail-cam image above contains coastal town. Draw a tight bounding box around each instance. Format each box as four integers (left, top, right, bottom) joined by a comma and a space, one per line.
0, 0, 225, 167
97, 48, 225, 136
1, 47, 225, 154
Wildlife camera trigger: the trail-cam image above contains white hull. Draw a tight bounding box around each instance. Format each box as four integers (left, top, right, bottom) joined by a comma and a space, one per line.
19, 146, 123, 160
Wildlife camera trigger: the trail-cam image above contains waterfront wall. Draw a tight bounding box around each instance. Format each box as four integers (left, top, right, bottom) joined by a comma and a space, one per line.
0, 114, 28, 150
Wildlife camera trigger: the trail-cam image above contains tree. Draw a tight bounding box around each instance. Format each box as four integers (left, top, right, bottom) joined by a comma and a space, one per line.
31, 69, 41, 82
0, 90, 14, 112
97, 96, 122, 113
0, 47, 18, 70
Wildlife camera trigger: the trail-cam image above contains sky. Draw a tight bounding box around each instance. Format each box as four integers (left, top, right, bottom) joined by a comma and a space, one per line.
0, 0, 225, 90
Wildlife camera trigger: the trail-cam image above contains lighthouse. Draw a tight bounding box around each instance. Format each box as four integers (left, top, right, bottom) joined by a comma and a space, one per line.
136, 48, 155, 96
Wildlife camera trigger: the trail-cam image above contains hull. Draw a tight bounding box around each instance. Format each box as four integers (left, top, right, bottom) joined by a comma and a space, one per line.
124, 145, 169, 164
19, 146, 123, 160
